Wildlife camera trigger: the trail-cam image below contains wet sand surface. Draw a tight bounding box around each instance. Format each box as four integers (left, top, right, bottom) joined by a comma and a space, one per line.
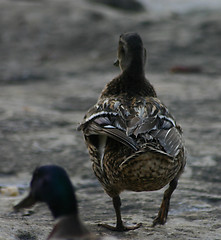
0, 0, 221, 239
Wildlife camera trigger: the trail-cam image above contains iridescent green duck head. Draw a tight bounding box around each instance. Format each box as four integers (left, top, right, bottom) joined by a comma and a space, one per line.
114, 32, 147, 74
14, 165, 78, 219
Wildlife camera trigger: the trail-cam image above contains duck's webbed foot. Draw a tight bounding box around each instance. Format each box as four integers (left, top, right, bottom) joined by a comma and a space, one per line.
99, 222, 142, 232
99, 195, 142, 232
152, 178, 178, 226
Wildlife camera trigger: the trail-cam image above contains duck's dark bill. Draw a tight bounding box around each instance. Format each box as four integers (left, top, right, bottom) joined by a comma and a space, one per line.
14, 193, 36, 211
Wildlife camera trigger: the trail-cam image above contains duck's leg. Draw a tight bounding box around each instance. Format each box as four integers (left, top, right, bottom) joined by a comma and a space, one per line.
152, 178, 178, 226
99, 195, 142, 231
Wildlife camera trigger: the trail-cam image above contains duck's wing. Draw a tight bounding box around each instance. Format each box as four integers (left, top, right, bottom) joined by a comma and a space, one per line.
78, 97, 183, 157
127, 97, 183, 157
78, 98, 138, 151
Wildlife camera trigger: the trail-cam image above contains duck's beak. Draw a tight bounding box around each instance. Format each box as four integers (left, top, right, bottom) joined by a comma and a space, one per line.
13, 193, 36, 211
113, 59, 119, 67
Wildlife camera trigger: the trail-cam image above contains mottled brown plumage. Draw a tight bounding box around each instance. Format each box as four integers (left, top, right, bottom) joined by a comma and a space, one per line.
78, 32, 186, 231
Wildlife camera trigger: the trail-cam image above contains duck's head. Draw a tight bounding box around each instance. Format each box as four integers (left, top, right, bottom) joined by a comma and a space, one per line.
14, 165, 78, 219
114, 32, 146, 74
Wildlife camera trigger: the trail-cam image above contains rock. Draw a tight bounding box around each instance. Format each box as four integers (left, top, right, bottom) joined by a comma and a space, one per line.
89, 0, 145, 12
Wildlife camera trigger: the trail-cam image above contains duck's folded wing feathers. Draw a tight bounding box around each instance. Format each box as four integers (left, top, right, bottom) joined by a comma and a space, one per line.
84, 120, 138, 151
78, 97, 183, 157
127, 99, 183, 157
151, 127, 183, 156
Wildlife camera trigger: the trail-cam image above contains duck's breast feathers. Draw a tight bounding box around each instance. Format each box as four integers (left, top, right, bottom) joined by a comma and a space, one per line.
78, 96, 183, 157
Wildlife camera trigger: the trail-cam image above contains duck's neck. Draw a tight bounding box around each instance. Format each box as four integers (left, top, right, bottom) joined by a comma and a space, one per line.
101, 56, 157, 97
123, 55, 145, 78
47, 214, 90, 239
121, 58, 156, 97
47, 194, 78, 219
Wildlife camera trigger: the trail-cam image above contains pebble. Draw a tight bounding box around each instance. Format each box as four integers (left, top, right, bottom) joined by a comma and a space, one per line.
0, 186, 19, 197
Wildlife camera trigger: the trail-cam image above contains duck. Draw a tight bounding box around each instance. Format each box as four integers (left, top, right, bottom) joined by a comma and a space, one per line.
78, 32, 186, 231
13, 165, 111, 240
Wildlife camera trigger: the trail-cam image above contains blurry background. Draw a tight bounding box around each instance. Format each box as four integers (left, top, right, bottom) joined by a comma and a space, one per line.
0, 0, 221, 239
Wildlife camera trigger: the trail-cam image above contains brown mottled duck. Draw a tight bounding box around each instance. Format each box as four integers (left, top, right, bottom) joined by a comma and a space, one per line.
78, 32, 186, 231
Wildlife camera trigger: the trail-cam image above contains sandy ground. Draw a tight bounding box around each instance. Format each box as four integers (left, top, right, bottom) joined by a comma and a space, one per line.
0, 0, 221, 239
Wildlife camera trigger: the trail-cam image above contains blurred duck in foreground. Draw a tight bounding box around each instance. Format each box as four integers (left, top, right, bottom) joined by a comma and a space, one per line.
78, 32, 186, 231
14, 165, 113, 240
